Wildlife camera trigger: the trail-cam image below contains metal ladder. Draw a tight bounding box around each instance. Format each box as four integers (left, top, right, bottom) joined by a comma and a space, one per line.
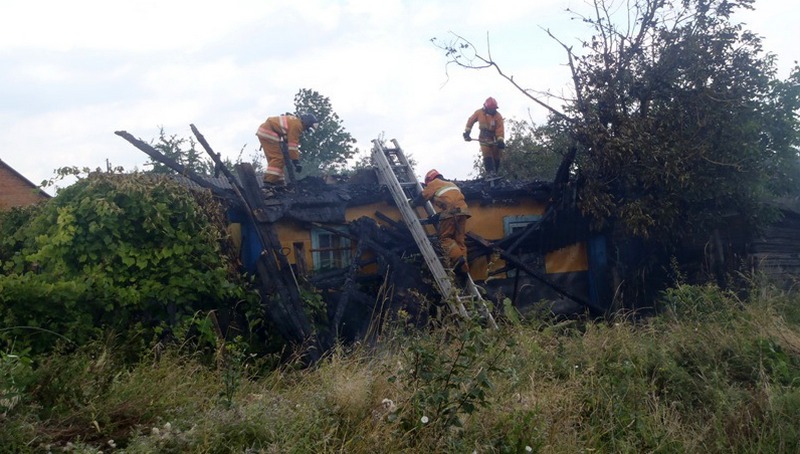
371, 138, 497, 328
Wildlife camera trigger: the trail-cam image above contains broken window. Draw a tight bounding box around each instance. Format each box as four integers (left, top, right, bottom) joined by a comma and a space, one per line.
311, 228, 352, 271
503, 215, 542, 237
503, 215, 544, 278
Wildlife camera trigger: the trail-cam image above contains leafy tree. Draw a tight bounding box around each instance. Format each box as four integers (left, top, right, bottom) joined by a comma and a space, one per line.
561, 0, 800, 241
145, 126, 215, 174
472, 118, 566, 181
293, 88, 358, 175
436, 0, 800, 306
0, 172, 256, 356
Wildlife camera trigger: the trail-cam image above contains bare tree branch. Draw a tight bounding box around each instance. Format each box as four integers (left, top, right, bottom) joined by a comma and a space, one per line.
432, 32, 575, 123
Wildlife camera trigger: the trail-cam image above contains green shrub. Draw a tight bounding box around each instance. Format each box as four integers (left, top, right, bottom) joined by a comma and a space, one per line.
0, 172, 256, 357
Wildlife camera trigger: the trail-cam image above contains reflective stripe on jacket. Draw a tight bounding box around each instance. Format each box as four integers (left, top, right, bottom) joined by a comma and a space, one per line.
465, 108, 505, 145
256, 115, 303, 153
421, 178, 470, 219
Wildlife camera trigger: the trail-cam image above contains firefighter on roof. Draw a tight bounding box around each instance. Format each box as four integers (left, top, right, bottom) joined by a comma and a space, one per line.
464, 97, 505, 176
256, 113, 318, 185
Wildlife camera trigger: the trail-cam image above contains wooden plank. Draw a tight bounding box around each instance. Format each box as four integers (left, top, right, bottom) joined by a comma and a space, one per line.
467, 232, 601, 312
114, 130, 233, 199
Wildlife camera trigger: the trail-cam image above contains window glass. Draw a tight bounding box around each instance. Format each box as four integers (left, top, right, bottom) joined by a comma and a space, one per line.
311, 228, 352, 271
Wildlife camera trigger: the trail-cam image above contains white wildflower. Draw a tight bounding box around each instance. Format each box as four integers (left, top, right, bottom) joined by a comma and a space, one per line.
381, 398, 396, 412
107, 439, 117, 448
525, 446, 533, 452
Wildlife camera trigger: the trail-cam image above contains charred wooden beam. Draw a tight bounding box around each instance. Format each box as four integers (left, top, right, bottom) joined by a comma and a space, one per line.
114, 130, 234, 199
468, 232, 602, 312
332, 240, 366, 337
189, 124, 325, 362
235, 163, 327, 360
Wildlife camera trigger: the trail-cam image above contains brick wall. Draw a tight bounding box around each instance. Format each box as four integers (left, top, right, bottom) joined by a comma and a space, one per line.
0, 162, 49, 210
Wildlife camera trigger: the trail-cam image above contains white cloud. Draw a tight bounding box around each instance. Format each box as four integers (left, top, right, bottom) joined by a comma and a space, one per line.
1, 0, 797, 194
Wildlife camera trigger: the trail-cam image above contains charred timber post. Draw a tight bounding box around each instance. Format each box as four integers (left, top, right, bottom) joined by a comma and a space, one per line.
114, 130, 233, 199
467, 232, 603, 313
235, 163, 327, 360
332, 240, 366, 338
190, 124, 324, 362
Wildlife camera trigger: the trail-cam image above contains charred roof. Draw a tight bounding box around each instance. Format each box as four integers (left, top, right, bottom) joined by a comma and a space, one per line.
179, 168, 556, 224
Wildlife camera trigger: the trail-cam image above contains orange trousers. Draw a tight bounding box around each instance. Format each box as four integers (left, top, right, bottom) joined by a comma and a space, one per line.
438, 214, 469, 272
259, 139, 299, 184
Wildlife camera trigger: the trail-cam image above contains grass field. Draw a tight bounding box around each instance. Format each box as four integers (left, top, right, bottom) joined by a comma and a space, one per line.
2, 282, 800, 453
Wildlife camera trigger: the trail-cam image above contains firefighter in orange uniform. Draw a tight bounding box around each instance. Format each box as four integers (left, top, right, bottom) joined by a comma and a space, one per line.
418, 169, 471, 274
256, 112, 318, 185
464, 97, 505, 176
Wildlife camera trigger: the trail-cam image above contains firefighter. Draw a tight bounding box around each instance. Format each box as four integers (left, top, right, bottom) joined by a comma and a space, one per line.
256, 112, 318, 185
463, 97, 505, 176
417, 169, 471, 275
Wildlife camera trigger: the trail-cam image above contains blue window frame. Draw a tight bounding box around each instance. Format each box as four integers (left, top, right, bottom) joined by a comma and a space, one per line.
311, 228, 352, 271
503, 215, 542, 237
502, 215, 543, 278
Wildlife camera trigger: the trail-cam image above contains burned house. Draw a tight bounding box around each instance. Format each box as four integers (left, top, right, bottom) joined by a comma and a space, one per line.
118, 127, 800, 361
116, 129, 608, 354
225, 170, 607, 339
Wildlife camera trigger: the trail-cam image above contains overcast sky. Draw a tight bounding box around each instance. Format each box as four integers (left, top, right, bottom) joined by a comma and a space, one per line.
1, 0, 797, 194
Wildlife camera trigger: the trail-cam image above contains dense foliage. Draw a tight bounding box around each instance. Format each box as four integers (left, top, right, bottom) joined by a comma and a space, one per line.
0, 172, 255, 357
2, 283, 799, 452
473, 118, 567, 181
437, 0, 800, 307
566, 0, 800, 242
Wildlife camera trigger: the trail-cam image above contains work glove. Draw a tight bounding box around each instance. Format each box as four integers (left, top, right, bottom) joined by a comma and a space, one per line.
463, 131, 472, 142
292, 160, 303, 173
496, 140, 506, 149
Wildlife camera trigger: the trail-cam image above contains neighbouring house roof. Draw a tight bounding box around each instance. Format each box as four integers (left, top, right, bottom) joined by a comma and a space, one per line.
0, 158, 51, 209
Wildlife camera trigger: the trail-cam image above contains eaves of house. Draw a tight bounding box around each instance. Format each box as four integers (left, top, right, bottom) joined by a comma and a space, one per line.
0, 158, 51, 210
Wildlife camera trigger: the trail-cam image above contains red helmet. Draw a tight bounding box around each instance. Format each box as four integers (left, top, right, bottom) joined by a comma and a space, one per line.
483, 97, 498, 110
424, 169, 441, 184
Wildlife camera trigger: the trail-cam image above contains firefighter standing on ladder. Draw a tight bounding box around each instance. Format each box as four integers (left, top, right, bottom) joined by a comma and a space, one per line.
256, 112, 318, 185
416, 169, 471, 276
463, 97, 505, 177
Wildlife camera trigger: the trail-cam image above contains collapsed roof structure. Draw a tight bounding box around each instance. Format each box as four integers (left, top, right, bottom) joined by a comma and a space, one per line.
116, 126, 800, 361
115, 127, 606, 358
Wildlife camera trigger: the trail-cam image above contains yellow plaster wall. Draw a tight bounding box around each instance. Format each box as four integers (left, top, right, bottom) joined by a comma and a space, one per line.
545, 242, 589, 273
274, 219, 313, 266
269, 197, 587, 279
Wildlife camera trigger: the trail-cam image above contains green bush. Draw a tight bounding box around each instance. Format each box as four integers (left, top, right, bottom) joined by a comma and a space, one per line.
0, 172, 255, 357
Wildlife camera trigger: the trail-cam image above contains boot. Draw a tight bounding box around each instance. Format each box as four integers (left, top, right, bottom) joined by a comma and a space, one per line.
452, 257, 468, 287
483, 157, 496, 177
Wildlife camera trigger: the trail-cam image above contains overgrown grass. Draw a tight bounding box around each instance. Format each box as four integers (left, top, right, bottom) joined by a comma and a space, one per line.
2, 283, 800, 453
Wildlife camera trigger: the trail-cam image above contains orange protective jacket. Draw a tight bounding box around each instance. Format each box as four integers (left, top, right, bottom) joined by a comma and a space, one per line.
256, 115, 304, 155
465, 109, 505, 145
421, 178, 470, 219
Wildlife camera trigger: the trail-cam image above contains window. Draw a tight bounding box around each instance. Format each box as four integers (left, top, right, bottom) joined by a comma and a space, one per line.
502, 215, 543, 278
503, 215, 542, 237
311, 228, 352, 271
